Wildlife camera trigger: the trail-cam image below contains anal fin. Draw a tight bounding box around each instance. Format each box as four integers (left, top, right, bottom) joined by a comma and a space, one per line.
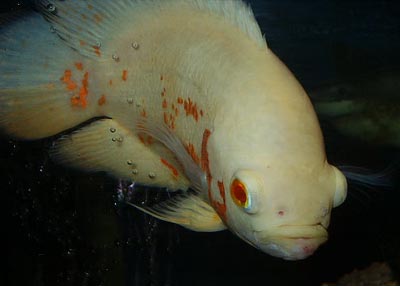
50, 118, 190, 191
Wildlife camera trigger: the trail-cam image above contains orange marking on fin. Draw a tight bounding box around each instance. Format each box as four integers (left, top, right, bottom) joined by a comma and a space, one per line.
177, 97, 183, 104
75, 62, 83, 71
185, 143, 200, 164
162, 99, 168, 109
160, 158, 179, 178
98, 95, 106, 106
93, 46, 101, 57
140, 109, 147, 118
200, 109, 204, 117
147, 135, 154, 145
122, 70, 128, 81
109, 80, 113, 86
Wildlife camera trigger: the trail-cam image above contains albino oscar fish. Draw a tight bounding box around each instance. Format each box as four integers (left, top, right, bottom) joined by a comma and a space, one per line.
0, 0, 348, 260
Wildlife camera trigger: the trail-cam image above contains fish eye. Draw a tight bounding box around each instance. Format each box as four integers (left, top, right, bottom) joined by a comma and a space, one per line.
231, 179, 249, 208
230, 170, 262, 214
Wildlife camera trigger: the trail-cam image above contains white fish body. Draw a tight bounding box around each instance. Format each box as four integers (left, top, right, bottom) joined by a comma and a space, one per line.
0, 0, 347, 260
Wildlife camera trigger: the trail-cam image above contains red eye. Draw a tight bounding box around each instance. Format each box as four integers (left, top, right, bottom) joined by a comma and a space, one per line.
230, 179, 248, 208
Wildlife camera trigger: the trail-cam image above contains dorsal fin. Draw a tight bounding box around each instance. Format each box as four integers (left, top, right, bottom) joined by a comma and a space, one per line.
35, 0, 266, 60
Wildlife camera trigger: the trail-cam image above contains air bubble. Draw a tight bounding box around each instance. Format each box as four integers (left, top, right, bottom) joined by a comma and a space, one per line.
132, 169, 138, 175
112, 54, 120, 62
46, 3, 57, 14
127, 160, 133, 165
109, 127, 116, 133
131, 42, 139, 50
148, 172, 156, 179
127, 98, 134, 104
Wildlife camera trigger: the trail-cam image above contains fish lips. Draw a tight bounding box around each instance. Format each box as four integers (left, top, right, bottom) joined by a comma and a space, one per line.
253, 225, 328, 260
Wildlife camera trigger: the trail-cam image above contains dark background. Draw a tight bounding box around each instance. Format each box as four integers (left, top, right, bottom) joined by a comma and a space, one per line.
1, 1, 400, 286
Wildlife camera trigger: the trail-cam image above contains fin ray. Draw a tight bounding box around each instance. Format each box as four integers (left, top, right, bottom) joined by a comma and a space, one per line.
128, 192, 226, 232
51, 119, 190, 191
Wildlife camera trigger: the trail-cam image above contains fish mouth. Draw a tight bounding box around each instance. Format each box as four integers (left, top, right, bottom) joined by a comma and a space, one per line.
253, 224, 328, 260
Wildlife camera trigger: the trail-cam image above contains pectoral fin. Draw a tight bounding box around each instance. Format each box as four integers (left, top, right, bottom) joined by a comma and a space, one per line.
50, 118, 190, 191
128, 192, 226, 232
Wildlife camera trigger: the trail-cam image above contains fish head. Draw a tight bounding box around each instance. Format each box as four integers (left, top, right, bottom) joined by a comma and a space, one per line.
223, 164, 347, 260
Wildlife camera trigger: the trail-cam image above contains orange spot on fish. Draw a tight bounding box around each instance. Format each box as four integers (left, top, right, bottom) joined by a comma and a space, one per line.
160, 75, 164, 81
109, 80, 113, 86
140, 109, 147, 118
160, 158, 179, 178
122, 70, 128, 81
60, 70, 78, 91
147, 135, 154, 145
93, 46, 101, 57
162, 99, 168, 109
161, 87, 166, 97
75, 62, 83, 71
163, 112, 169, 125
71, 71, 89, 108
184, 98, 199, 122
98, 95, 106, 106
212, 181, 227, 222
200, 109, 204, 117
177, 97, 184, 104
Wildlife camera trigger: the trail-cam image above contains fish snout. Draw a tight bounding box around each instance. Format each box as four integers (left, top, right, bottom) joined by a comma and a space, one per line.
253, 224, 328, 260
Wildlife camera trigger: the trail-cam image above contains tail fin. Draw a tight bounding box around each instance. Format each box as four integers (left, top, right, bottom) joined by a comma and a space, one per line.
0, 12, 99, 139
